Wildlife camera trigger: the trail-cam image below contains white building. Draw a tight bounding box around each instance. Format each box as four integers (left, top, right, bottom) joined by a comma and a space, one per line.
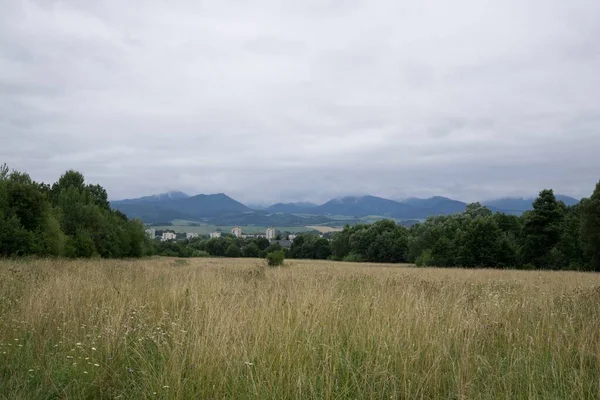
161, 232, 177, 241
209, 232, 222, 239
288, 234, 297, 241
145, 229, 156, 240
231, 227, 243, 238
186, 232, 199, 240
266, 227, 276, 240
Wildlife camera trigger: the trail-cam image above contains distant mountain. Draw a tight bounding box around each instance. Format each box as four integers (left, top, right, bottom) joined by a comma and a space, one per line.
402, 196, 468, 216
556, 195, 580, 206
483, 198, 535, 214
245, 203, 268, 210
115, 191, 189, 204
112, 192, 329, 227
483, 195, 579, 214
112, 190, 581, 226
111, 203, 196, 224
308, 195, 470, 219
167, 193, 251, 217
265, 202, 318, 214
111, 192, 251, 221
312, 196, 415, 218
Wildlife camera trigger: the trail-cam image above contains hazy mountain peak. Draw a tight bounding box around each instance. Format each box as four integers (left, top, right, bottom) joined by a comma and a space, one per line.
160, 191, 189, 200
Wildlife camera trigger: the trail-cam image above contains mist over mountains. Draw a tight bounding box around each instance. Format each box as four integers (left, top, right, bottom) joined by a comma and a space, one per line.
111, 192, 580, 226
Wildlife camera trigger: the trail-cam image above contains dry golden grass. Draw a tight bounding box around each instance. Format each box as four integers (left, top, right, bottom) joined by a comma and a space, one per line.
1, 257, 600, 399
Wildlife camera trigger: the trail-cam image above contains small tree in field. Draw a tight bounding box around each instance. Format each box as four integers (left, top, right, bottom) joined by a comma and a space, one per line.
266, 250, 285, 267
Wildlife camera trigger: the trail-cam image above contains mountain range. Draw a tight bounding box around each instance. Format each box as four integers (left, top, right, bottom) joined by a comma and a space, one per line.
110, 191, 580, 226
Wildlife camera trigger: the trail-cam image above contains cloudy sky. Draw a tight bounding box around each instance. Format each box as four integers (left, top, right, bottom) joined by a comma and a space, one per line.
1, 0, 599, 205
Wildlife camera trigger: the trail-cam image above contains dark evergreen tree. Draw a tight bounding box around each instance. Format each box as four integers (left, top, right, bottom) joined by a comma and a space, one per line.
520, 189, 564, 268
580, 182, 600, 271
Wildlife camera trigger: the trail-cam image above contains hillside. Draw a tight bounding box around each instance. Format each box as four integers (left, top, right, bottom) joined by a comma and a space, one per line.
115, 191, 189, 204
265, 202, 318, 214
313, 196, 416, 218
111, 192, 251, 221
166, 193, 251, 217
401, 196, 468, 218
111, 203, 196, 224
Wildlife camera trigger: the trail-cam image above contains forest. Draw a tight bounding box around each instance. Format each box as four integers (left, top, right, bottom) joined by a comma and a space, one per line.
0, 164, 151, 258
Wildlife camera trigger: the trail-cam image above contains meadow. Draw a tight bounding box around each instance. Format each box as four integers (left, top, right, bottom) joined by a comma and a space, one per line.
1, 258, 600, 399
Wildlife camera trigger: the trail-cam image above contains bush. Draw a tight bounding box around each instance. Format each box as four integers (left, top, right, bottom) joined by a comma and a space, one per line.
342, 253, 363, 262
266, 250, 285, 267
415, 249, 433, 267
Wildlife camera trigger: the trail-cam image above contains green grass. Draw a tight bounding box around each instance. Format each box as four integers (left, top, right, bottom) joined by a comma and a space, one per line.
2, 258, 600, 399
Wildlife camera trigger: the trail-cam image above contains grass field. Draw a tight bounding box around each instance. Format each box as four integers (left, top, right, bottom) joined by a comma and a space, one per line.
1, 258, 600, 399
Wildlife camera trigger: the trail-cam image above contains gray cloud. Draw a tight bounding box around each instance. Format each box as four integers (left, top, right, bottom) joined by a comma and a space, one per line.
1, 0, 599, 204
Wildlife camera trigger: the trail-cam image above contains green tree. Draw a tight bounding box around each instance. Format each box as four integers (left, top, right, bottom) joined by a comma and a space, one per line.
242, 242, 261, 258
431, 236, 455, 267
205, 238, 226, 256
5, 171, 47, 232
0, 169, 63, 257
264, 242, 282, 254
0, 214, 34, 256
520, 189, 564, 268
225, 244, 242, 258
51, 170, 86, 203
0, 165, 147, 259
465, 202, 493, 218
314, 238, 332, 259
580, 182, 600, 271
0, 163, 8, 180
87, 184, 110, 210
551, 205, 584, 269
331, 227, 351, 260
254, 237, 270, 251
456, 217, 502, 268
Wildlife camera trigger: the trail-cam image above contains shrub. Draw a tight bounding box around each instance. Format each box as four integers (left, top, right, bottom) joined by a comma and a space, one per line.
342, 253, 363, 262
266, 250, 285, 267
415, 249, 433, 267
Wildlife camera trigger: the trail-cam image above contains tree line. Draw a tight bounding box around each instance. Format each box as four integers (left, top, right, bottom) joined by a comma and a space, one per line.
155, 232, 335, 260
0, 165, 152, 258
1, 164, 599, 271
405, 186, 600, 270
155, 235, 283, 258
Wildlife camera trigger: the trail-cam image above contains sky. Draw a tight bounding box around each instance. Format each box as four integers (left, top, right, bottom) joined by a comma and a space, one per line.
1, 0, 599, 205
